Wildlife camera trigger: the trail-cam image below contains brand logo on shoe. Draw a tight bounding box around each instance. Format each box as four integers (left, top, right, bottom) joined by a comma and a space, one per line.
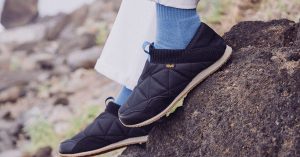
166, 64, 175, 68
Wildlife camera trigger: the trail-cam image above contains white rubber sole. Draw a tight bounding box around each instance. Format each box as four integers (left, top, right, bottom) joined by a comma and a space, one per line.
121, 45, 233, 128
58, 136, 148, 157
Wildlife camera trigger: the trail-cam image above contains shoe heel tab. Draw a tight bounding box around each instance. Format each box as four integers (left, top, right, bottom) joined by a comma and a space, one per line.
200, 23, 221, 37
105, 101, 120, 116
187, 23, 225, 49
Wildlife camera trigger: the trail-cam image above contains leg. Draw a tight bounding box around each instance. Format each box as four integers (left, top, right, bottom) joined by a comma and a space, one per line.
95, 0, 156, 106
95, 0, 155, 90
115, 86, 132, 105
155, 3, 201, 49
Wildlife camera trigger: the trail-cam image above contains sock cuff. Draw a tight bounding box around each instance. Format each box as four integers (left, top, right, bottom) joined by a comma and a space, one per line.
156, 3, 198, 21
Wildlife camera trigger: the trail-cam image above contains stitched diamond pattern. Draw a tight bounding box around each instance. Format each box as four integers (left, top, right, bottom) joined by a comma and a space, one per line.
60, 106, 150, 154
121, 61, 213, 118
82, 112, 147, 139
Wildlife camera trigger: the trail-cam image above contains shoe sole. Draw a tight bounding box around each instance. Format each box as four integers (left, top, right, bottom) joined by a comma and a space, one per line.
121, 45, 233, 128
58, 135, 148, 157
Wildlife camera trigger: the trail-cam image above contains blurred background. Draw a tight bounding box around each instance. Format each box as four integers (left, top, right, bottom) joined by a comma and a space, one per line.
0, 0, 299, 157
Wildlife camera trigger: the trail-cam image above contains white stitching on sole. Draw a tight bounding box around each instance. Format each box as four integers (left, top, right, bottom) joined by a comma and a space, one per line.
58, 136, 148, 157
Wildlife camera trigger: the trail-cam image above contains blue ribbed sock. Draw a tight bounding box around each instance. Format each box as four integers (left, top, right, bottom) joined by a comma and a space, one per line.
154, 3, 201, 49
114, 86, 132, 106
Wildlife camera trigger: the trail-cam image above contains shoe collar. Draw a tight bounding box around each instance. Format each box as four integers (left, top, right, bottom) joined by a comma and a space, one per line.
144, 23, 226, 64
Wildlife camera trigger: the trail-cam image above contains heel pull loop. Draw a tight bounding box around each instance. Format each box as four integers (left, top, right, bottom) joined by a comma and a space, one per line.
105, 97, 115, 105
143, 41, 153, 54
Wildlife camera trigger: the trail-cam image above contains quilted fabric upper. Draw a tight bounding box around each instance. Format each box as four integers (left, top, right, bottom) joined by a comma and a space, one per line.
119, 23, 226, 125
120, 61, 212, 116
59, 102, 150, 154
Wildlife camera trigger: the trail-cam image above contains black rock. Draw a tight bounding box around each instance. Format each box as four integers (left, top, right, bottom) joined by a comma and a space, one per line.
120, 19, 300, 157
1, 0, 39, 29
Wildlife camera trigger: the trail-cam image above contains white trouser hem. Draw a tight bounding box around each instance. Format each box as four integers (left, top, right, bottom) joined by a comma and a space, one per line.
95, 60, 137, 90
152, 0, 199, 9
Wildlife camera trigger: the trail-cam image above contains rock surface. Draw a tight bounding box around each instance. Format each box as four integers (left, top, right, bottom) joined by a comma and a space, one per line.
0, 23, 46, 46
0, 149, 22, 157
66, 46, 101, 70
120, 19, 300, 157
1, 0, 38, 29
32, 146, 52, 157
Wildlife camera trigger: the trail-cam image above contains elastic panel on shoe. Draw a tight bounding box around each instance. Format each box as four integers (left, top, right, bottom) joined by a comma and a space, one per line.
148, 23, 226, 64
149, 44, 226, 64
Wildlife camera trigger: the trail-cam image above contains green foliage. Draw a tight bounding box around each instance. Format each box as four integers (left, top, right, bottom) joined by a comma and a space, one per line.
96, 23, 109, 45
25, 104, 125, 156
63, 105, 124, 157
257, 0, 300, 21
197, 0, 300, 34
9, 57, 21, 71
197, 0, 231, 24
25, 119, 58, 152
24, 105, 104, 155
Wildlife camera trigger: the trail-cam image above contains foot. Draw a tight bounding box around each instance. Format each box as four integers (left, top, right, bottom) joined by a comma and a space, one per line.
119, 23, 232, 127
59, 101, 152, 157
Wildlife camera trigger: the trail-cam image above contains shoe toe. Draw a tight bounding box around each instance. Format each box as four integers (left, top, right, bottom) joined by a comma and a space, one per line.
119, 97, 170, 126
119, 109, 149, 126
118, 103, 131, 115
59, 139, 77, 154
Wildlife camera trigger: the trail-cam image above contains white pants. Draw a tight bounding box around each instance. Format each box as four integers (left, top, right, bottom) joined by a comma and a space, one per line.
94, 0, 200, 90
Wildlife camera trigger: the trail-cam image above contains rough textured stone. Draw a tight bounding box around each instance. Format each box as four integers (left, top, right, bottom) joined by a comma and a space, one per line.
0, 71, 36, 92
0, 149, 22, 157
32, 146, 52, 157
45, 13, 70, 40
0, 86, 25, 104
120, 19, 300, 157
1, 0, 38, 29
57, 33, 97, 55
66, 46, 101, 70
0, 23, 46, 46
59, 5, 89, 40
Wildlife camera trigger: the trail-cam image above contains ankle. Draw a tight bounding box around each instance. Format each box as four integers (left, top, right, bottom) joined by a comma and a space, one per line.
115, 86, 132, 106
155, 3, 201, 49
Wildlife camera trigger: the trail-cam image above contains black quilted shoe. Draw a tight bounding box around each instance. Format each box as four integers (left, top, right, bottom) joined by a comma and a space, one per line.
59, 101, 152, 157
119, 23, 232, 127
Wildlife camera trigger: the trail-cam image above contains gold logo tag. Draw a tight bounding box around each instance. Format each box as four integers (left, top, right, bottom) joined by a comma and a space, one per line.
166, 64, 175, 68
